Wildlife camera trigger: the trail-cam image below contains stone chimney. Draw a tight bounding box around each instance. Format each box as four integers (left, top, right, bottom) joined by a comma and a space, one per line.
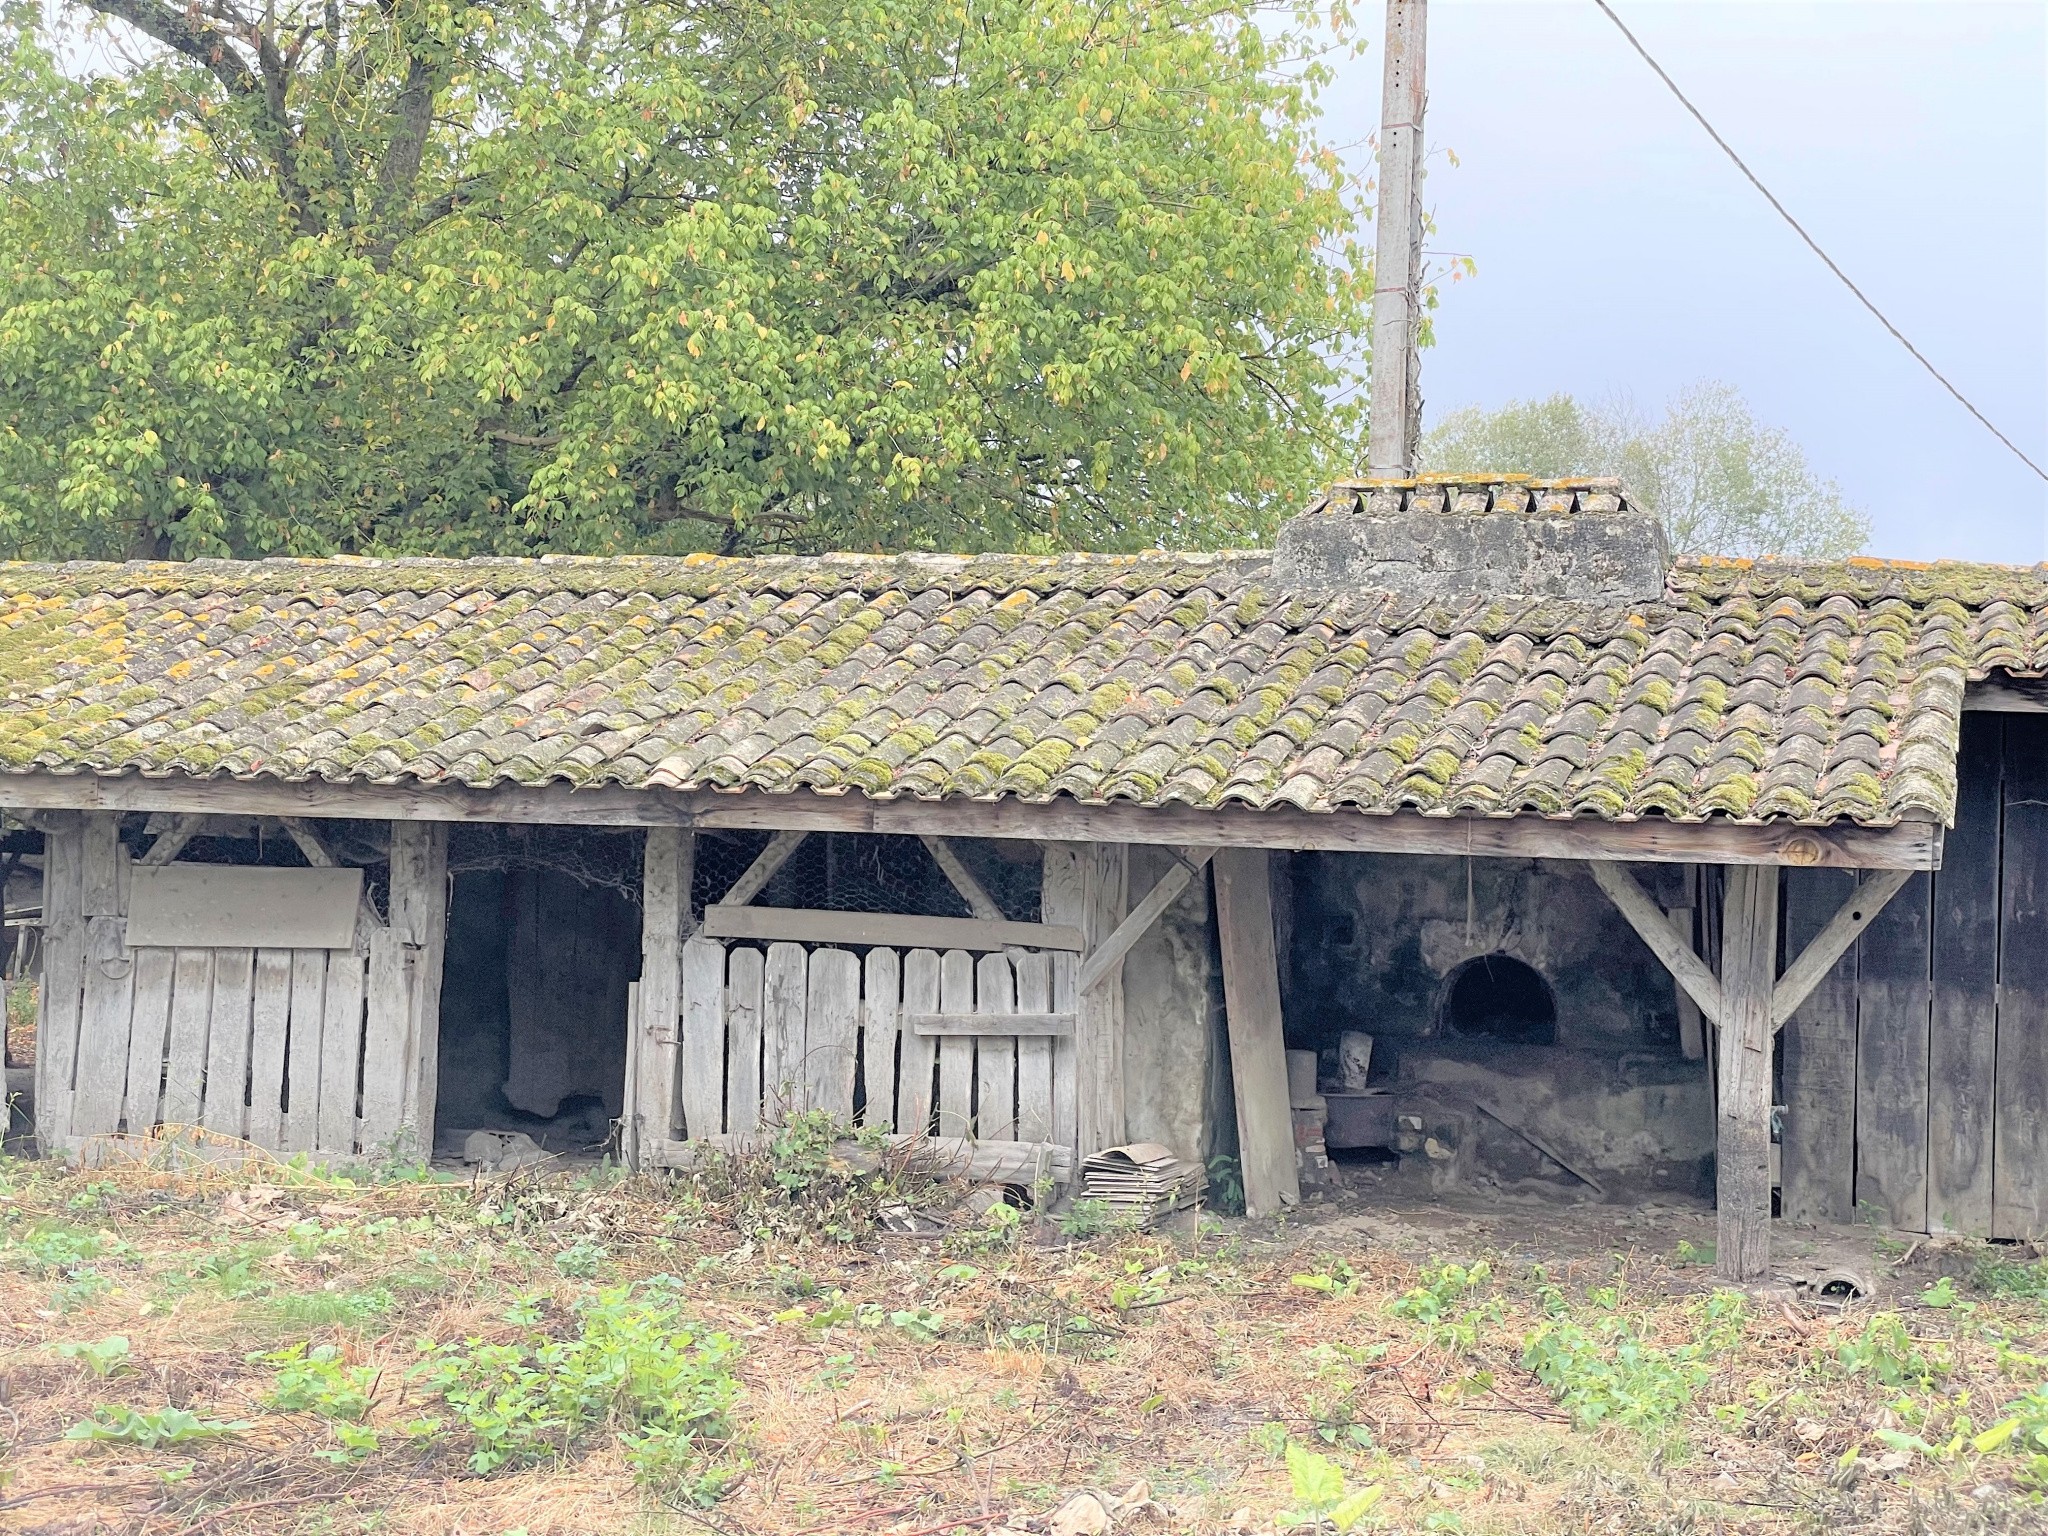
1271, 476, 1670, 602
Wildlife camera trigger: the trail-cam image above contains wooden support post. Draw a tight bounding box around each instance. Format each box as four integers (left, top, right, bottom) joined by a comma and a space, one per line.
1366, 0, 1429, 473
1717, 864, 1779, 1284
1668, 905, 1705, 1060
390, 821, 449, 1156
1042, 841, 1128, 1159
1213, 847, 1299, 1218
34, 812, 86, 1150
630, 827, 691, 1168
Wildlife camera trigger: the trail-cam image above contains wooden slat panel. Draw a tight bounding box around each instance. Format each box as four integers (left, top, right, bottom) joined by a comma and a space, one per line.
1929, 712, 2001, 1234
1856, 870, 1933, 1232
246, 949, 293, 1149
33, 814, 87, 1147
71, 915, 135, 1138
122, 948, 176, 1134
726, 946, 765, 1137
1014, 952, 1055, 1144
680, 936, 728, 1139
702, 904, 1084, 953
1996, 712, 2048, 1238
359, 928, 409, 1151
860, 947, 901, 1132
282, 950, 327, 1154
898, 949, 939, 1138
909, 1012, 1073, 1037
761, 941, 808, 1122
201, 947, 256, 1139
974, 952, 1017, 1143
1213, 847, 1299, 1216
162, 948, 216, 1128
1041, 848, 1082, 1153
1780, 868, 1860, 1224
318, 950, 367, 1155
935, 949, 975, 1138
806, 948, 861, 1121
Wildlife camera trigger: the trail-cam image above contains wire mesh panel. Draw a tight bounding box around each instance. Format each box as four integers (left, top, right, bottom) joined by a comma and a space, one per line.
689, 832, 1040, 922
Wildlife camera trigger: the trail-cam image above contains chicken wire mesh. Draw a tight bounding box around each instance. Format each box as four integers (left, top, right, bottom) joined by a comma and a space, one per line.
690, 831, 1040, 922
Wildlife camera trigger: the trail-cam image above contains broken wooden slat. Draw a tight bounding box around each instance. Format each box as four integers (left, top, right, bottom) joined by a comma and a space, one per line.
726, 945, 765, 1137
897, 949, 940, 1139
679, 936, 728, 1140
860, 946, 901, 1132
935, 949, 975, 1139
1588, 861, 1724, 1025
246, 949, 293, 1149
1075, 847, 1215, 995
919, 835, 1004, 921
122, 947, 175, 1134
722, 829, 807, 907
282, 950, 327, 1154
201, 946, 256, 1140
317, 949, 367, 1156
761, 941, 808, 1121
1013, 951, 1055, 1144
1213, 846, 1298, 1217
974, 951, 1017, 1142
909, 1011, 1074, 1037
702, 903, 1083, 954
1717, 864, 1779, 1283
806, 947, 861, 1122
33, 813, 87, 1147
162, 948, 216, 1130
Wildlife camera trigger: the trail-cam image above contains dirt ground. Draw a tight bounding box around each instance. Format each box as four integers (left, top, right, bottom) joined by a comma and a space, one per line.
2, 1140, 2044, 1536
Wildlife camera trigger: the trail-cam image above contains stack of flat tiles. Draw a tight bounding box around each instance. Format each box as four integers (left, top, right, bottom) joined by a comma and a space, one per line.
1080, 1142, 1207, 1219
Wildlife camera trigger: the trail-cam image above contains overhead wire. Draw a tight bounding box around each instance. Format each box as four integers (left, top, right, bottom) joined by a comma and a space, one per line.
1592, 0, 2048, 484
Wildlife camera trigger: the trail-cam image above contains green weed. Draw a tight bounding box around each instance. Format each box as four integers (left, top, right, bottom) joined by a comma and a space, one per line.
54, 1335, 132, 1378
1522, 1295, 1745, 1431
256, 1342, 378, 1421
1833, 1313, 1950, 1390
65, 1406, 250, 1448
1390, 1260, 1497, 1352
1275, 1441, 1384, 1531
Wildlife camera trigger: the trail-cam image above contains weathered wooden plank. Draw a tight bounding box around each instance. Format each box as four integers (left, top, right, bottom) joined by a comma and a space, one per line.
1040, 847, 1083, 1153
1774, 865, 1915, 1027
910, 1012, 1074, 1037
1075, 848, 1215, 994
278, 817, 339, 867
122, 947, 175, 1135
702, 904, 1084, 954
1214, 847, 1297, 1216
318, 949, 367, 1156
246, 949, 293, 1149
632, 827, 689, 1162
726, 946, 765, 1137
860, 946, 901, 1132
1075, 843, 1128, 1159
1013, 951, 1055, 1145
282, 950, 327, 1154
1929, 712, 2001, 1235
935, 949, 975, 1139
1668, 906, 1705, 1060
33, 813, 87, 1147
1996, 712, 2048, 1238
1, 771, 1944, 869
920, 836, 1004, 920
1856, 869, 1933, 1232
679, 936, 728, 1139
137, 813, 208, 867
722, 829, 808, 906
1588, 861, 1724, 1023
390, 821, 449, 1150
80, 813, 123, 918
898, 949, 940, 1138
761, 941, 808, 1122
358, 928, 409, 1152
806, 948, 861, 1122
974, 951, 1017, 1143
201, 947, 256, 1139
71, 916, 136, 1138
1780, 867, 1860, 1225
161, 948, 216, 1129
126, 865, 364, 950
1717, 864, 1779, 1283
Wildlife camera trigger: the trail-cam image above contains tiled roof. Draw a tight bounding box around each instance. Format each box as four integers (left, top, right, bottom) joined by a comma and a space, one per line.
0, 547, 2040, 827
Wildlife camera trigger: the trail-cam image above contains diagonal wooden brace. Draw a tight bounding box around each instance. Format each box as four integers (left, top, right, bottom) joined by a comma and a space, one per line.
1588, 861, 1724, 1023
1076, 846, 1218, 994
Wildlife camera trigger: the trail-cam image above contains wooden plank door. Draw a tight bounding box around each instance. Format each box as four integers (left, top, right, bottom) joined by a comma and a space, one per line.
1855, 868, 1932, 1232
1996, 713, 2048, 1237
1781, 867, 1860, 1224
1930, 712, 2002, 1233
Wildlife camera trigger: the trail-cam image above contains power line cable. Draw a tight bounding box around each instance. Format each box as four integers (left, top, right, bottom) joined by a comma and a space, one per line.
1593, 0, 2048, 484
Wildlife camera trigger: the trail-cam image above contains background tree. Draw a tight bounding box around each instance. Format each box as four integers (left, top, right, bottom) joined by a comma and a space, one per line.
1421, 382, 1870, 558
0, 0, 1368, 560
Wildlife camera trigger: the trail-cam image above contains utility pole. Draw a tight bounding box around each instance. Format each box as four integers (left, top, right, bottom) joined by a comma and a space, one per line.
1366, 0, 1428, 478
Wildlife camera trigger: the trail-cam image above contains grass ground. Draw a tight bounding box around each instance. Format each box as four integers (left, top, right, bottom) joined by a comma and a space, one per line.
2, 1129, 2045, 1536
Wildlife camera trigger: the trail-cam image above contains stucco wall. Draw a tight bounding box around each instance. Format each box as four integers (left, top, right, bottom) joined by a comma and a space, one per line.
1120, 845, 1229, 1165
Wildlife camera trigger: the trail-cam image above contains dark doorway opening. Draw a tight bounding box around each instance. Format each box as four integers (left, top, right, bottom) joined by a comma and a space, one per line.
1441, 953, 1558, 1045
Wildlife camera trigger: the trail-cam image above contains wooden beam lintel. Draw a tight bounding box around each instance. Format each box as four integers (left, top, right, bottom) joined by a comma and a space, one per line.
0, 772, 1942, 871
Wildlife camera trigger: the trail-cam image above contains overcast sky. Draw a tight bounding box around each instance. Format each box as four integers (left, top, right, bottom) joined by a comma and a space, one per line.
1322, 0, 2048, 562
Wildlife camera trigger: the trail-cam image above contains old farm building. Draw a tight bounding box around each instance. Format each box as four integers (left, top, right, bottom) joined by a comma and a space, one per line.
5, 478, 2046, 1284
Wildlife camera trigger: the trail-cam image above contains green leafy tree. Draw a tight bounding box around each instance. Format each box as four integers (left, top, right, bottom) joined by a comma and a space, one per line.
1422, 382, 1870, 559
0, 0, 1369, 560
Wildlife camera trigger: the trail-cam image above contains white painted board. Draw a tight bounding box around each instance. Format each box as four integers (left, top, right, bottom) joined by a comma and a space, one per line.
127, 866, 363, 951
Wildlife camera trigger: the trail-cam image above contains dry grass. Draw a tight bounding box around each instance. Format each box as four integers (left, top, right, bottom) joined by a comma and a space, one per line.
2, 1147, 2045, 1536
